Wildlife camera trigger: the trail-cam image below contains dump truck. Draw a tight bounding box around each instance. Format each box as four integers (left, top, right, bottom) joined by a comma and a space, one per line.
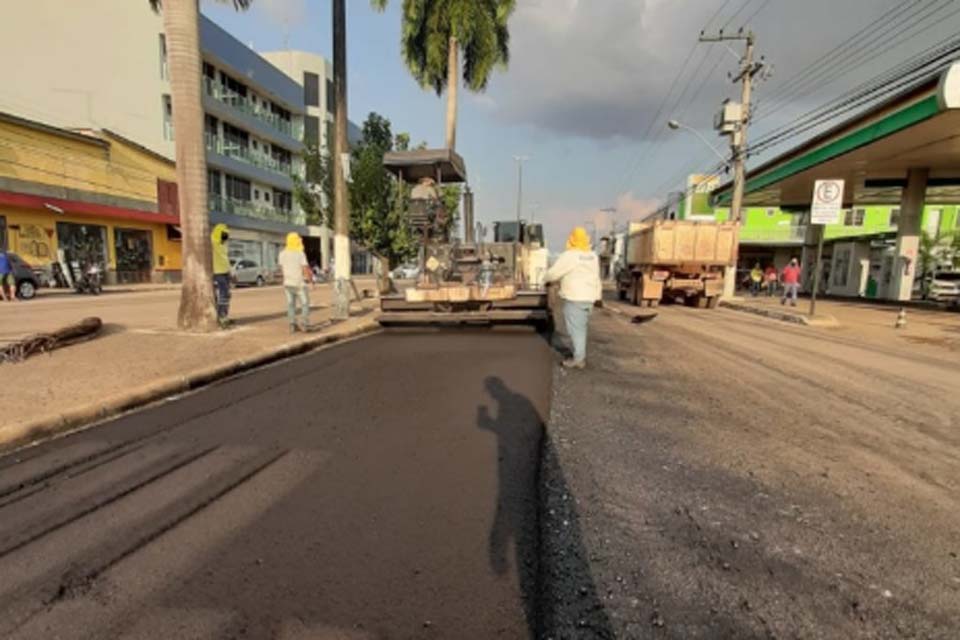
616, 220, 739, 308
376, 148, 549, 326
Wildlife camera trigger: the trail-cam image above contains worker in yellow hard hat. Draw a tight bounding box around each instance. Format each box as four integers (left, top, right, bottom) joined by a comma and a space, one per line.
211, 223, 231, 328
278, 232, 312, 332
544, 226, 602, 369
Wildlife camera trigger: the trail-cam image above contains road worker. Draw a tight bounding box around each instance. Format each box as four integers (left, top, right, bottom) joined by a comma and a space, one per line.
211, 223, 232, 328
544, 227, 602, 369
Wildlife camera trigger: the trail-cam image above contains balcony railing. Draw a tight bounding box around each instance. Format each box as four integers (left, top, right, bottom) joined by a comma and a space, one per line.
208, 193, 305, 226
205, 133, 296, 179
203, 78, 303, 141
740, 225, 807, 244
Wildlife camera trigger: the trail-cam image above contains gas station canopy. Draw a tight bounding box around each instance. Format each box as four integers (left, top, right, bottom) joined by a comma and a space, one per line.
714, 62, 960, 207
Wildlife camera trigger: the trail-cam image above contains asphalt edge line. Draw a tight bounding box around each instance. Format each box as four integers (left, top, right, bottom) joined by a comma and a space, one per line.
719, 300, 811, 326
0, 319, 381, 455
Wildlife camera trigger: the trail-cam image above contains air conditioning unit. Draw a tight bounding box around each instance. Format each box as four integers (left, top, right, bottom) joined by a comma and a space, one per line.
714, 100, 742, 135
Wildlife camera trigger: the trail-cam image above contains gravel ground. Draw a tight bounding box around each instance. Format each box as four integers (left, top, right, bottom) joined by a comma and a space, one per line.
539, 303, 960, 639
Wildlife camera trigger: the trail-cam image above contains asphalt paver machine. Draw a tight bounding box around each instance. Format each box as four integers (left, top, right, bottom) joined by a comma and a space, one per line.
377, 148, 549, 327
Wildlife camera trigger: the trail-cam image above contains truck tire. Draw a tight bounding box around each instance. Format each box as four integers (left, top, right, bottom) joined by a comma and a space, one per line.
696, 295, 709, 309
631, 276, 642, 307
649, 299, 660, 308
618, 286, 627, 301
707, 296, 720, 309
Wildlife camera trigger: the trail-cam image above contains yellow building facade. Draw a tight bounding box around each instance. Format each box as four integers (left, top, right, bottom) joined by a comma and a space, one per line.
0, 112, 182, 283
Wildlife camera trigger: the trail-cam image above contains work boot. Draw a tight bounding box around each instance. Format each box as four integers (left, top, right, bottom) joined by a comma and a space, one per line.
290, 324, 298, 334
218, 316, 230, 330
562, 358, 585, 370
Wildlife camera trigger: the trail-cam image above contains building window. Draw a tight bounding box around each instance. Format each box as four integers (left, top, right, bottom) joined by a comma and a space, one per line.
304, 71, 320, 107
304, 115, 320, 147
274, 190, 293, 212
207, 170, 222, 196
222, 123, 249, 154
889, 207, 900, 227
225, 174, 251, 202
161, 95, 174, 140
254, 188, 260, 200
265, 191, 271, 203
159, 34, 168, 79
844, 208, 865, 226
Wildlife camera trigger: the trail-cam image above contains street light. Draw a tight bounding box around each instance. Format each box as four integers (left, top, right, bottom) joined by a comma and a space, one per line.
667, 119, 730, 167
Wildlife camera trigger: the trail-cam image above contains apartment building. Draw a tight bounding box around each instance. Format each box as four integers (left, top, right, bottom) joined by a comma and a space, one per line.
0, 1, 308, 275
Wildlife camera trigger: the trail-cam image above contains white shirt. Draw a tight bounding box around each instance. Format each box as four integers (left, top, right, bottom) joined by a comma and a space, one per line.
278, 249, 308, 287
544, 250, 602, 302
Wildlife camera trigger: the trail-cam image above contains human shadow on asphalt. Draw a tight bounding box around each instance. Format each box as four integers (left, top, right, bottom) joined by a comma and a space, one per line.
478, 376, 613, 638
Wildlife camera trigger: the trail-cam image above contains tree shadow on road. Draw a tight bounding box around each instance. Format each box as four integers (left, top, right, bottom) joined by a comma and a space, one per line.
478, 375, 613, 638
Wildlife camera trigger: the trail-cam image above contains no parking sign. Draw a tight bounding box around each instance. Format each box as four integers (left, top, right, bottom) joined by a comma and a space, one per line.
811, 179, 845, 225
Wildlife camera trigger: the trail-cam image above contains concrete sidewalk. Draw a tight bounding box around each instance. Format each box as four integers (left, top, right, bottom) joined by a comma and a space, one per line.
721, 294, 960, 351
0, 280, 380, 451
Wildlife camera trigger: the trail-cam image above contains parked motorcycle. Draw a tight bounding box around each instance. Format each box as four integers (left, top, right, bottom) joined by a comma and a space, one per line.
69, 260, 103, 295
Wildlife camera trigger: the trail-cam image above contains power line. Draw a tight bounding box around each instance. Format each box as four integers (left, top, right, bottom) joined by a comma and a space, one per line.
740, 0, 773, 28
703, 0, 738, 32
747, 32, 960, 157
754, 0, 939, 119
720, 0, 758, 31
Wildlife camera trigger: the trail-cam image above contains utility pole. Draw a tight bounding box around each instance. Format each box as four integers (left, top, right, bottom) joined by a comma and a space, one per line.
700, 29, 766, 297
513, 155, 529, 282
332, 0, 351, 319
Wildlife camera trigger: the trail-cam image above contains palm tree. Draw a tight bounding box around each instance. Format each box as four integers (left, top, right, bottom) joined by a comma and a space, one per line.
371, 0, 516, 150
149, 0, 251, 331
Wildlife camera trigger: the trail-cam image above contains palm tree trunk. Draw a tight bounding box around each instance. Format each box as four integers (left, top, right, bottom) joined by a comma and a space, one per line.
163, 0, 218, 331
445, 36, 458, 150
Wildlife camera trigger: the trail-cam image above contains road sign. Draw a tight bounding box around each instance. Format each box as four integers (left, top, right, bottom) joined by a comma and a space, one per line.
811, 179, 844, 225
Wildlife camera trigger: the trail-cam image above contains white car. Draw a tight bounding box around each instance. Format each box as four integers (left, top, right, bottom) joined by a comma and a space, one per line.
926, 271, 960, 302
231, 259, 272, 287
391, 264, 420, 280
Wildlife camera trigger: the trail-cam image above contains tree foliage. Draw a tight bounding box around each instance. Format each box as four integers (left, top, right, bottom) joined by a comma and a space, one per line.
301, 112, 460, 270
371, 0, 516, 95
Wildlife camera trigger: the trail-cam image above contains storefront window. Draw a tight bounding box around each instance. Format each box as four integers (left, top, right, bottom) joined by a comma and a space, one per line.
114, 228, 153, 284
56, 222, 108, 270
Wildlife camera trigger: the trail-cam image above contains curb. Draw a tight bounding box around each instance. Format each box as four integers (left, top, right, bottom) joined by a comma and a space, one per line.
0, 318, 381, 454
719, 300, 838, 327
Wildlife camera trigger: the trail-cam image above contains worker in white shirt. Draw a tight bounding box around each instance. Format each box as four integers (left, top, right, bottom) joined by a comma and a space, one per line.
544, 227, 602, 369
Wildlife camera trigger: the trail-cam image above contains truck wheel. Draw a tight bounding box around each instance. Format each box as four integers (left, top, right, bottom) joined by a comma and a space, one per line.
707, 296, 719, 309
631, 277, 641, 306
617, 287, 627, 301
696, 295, 709, 309
649, 299, 660, 308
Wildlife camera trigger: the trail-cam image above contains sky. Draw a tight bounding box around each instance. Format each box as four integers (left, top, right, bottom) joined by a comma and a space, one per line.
202, 0, 960, 249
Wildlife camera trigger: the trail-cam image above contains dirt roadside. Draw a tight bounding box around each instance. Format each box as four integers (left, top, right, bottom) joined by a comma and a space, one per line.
540, 306, 960, 638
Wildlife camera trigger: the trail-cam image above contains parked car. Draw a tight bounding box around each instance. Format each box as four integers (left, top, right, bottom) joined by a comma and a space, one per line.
231, 259, 272, 287
6, 253, 40, 300
925, 271, 960, 302
390, 264, 420, 280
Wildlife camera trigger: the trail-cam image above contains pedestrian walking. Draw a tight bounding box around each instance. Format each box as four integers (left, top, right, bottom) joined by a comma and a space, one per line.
278, 232, 311, 332
764, 264, 778, 297
211, 223, 232, 328
0, 250, 15, 301
750, 263, 763, 297
544, 226, 602, 369
781, 258, 802, 307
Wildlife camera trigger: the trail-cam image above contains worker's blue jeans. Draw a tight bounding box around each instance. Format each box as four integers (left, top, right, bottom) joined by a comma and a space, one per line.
284, 285, 310, 327
213, 274, 231, 319
563, 300, 594, 363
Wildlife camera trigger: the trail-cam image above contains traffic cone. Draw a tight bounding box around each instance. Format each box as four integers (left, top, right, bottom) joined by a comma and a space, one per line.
894, 307, 907, 329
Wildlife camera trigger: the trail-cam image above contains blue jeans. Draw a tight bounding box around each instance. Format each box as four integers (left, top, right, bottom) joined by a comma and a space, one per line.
782, 283, 799, 305
213, 274, 231, 319
563, 300, 593, 363
285, 285, 309, 326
